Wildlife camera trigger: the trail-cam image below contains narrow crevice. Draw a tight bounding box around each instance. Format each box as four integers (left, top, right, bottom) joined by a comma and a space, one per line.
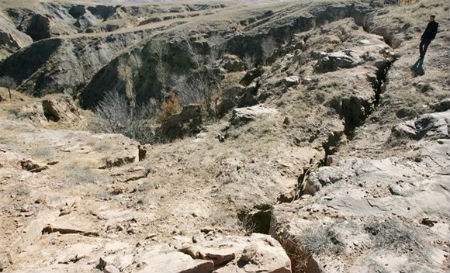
280, 131, 344, 203
320, 131, 344, 167
333, 58, 396, 141
291, 59, 395, 202
372, 59, 395, 107
238, 204, 272, 235
42, 100, 60, 122
341, 96, 373, 140
273, 133, 349, 273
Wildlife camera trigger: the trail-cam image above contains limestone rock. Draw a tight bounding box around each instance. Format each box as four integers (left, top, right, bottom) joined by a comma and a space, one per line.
272, 140, 450, 273
283, 76, 300, 87
56, 243, 97, 264
179, 233, 291, 273
392, 111, 450, 140
41, 95, 81, 122
136, 245, 214, 273
230, 105, 279, 126
314, 50, 363, 72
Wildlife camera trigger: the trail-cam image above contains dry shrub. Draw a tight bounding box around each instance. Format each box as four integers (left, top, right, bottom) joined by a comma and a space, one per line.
93, 91, 157, 143
172, 36, 221, 116
275, 224, 344, 273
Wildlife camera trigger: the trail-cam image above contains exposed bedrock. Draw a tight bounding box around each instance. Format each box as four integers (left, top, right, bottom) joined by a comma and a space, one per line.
79, 1, 376, 109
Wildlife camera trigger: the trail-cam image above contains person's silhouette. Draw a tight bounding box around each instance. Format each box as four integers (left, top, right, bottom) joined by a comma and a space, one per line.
419, 15, 439, 59
411, 15, 439, 76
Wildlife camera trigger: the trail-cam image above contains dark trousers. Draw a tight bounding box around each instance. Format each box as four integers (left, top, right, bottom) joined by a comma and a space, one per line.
419, 39, 432, 58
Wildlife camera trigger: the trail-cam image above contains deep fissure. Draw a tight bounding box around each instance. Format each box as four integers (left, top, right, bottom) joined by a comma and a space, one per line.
273, 57, 397, 273
372, 60, 395, 106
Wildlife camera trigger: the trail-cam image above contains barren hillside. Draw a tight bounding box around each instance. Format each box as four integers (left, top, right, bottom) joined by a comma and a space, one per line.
0, 0, 449, 273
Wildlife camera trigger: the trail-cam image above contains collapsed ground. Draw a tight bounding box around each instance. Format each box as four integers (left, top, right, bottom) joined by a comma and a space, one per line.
0, 0, 449, 273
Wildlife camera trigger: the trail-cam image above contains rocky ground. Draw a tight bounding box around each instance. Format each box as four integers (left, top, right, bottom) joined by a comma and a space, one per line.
0, 0, 449, 273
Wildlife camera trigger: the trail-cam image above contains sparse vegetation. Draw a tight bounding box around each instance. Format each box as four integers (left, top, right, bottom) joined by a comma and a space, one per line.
63, 164, 102, 185
364, 219, 423, 253
298, 225, 344, 255
276, 224, 345, 273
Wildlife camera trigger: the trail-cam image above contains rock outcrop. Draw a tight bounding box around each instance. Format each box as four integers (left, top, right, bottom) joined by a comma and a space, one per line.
133, 234, 291, 273
0, 13, 32, 60
392, 111, 449, 140
157, 104, 203, 141
230, 105, 279, 126
272, 139, 450, 273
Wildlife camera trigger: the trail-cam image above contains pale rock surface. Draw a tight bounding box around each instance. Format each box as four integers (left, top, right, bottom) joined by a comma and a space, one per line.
272, 139, 450, 273
392, 110, 450, 140
231, 105, 279, 126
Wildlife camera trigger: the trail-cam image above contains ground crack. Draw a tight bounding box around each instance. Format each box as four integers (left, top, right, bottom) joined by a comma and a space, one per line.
372, 59, 396, 107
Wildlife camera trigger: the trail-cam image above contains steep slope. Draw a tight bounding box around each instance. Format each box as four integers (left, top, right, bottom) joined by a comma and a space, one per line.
80, 0, 375, 108
0, 11, 32, 60
0, 0, 230, 94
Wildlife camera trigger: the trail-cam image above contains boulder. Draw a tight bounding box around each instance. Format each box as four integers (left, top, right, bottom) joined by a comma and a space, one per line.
302, 166, 350, 195
157, 104, 203, 141
221, 54, 246, 72
41, 94, 81, 122
179, 233, 291, 273
230, 105, 278, 126
392, 111, 450, 140
283, 76, 300, 87
314, 50, 363, 72
135, 245, 214, 273
216, 84, 258, 116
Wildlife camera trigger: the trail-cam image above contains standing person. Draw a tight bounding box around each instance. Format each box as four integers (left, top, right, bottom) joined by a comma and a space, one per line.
419, 15, 439, 59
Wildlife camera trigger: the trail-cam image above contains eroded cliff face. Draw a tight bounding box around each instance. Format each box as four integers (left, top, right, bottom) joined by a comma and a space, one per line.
0, 0, 449, 273
0, 0, 227, 93
79, 1, 377, 109
1, 1, 377, 100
